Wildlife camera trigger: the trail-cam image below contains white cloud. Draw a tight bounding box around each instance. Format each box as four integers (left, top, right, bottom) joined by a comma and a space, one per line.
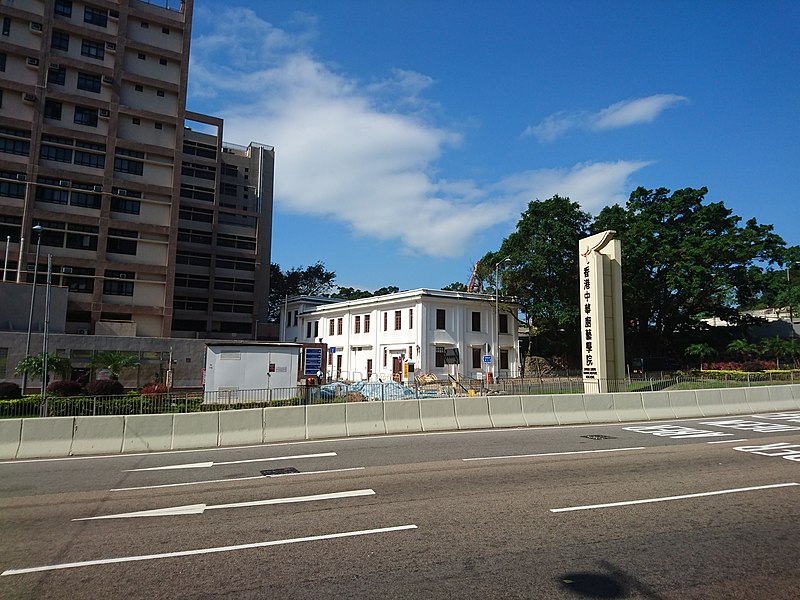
523, 94, 688, 142
190, 10, 651, 257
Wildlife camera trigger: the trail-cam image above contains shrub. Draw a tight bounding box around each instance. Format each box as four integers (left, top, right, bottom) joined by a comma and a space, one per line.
0, 382, 22, 400
46, 380, 84, 397
141, 382, 169, 396
740, 361, 764, 373
85, 379, 124, 396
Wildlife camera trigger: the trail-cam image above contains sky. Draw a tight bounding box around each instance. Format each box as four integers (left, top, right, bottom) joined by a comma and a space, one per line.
186, 0, 800, 292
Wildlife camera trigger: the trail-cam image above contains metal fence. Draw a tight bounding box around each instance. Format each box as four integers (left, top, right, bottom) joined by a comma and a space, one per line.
1, 372, 797, 418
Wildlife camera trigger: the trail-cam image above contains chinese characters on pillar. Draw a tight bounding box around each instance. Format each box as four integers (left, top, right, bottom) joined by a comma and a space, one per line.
582, 262, 597, 379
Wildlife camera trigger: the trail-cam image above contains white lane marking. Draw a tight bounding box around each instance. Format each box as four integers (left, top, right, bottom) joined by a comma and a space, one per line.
111, 467, 366, 491
124, 452, 337, 472
73, 489, 376, 521
1, 524, 418, 576
707, 439, 749, 444
623, 424, 732, 439
463, 447, 646, 462
550, 482, 799, 513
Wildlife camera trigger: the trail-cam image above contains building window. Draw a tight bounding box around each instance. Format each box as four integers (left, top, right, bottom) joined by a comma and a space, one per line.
154, 122, 163, 130
162, 26, 170, 34
44, 100, 63, 120
409, 309, 413, 329
135, 84, 143, 92
383, 312, 388, 331
114, 157, 143, 175
0, 53, 6, 72
2, 17, 10, 37
39, 144, 71, 162
354, 315, 360, 334
73, 151, 105, 168
77, 72, 101, 93
499, 314, 509, 334
471, 311, 481, 332
137, 52, 146, 60
84, 6, 108, 27
74, 106, 98, 127
132, 118, 140, 125
159, 57, 167, 65
36, 182, 68, 205
436, 309, 446, 330
52, 30, 70, 51
408, 346, 413, 360
329, 319, 335, 336
70, 190, 101, 209
63, 267, 94, 293
80, 39, 105, 60
103, 270, 134, 296
106, 229, 137, 255
156, 89, 165, 97
472, 347, 482, 369
293, 311, 298, 326
500, 350, 509, 370
394, 310, 401, 330
337, 317, 343, 335
314, 321, 319, 338
0, 173, 25, 199
435, 347, 446, 368
49, 65, 66, 85
54, 1, 73, 18
383, 348, 387, 367
306, 322, 312, 338
110, 197, 140, 215
140, 21, 149, 28
364, 314, 370, 333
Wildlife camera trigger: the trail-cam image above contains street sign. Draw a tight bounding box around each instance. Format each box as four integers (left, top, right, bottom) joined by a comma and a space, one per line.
329, 346, 336, 353
444, 348, 460, 365
483, 355, 492, 363
304, 348, 322, 376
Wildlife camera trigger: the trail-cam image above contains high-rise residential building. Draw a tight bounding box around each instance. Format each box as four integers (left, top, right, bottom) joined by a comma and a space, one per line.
0, 0, 273, 341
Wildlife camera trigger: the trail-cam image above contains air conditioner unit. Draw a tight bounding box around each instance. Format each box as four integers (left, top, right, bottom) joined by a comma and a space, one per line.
105, 42, 117, 52
117, 189, 128, 196
58, 179, 71, 187
30, 22, 43, 33
102, 75, 113, 84
93, 185, 103, 192
79, 329, 89, 335
62, 267, 73, 274
15, 174, 27, 181
22, 92, 37, 103
49, 62, 61, 71
99, 108, 110, 118
118, 273, 127, 279
26, 57, 40, 67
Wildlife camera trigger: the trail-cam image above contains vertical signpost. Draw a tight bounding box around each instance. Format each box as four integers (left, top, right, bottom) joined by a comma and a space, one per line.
579, 231, 625, 393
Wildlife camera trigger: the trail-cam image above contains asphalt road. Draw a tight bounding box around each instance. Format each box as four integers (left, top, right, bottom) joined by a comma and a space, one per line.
1, 412, 799, 599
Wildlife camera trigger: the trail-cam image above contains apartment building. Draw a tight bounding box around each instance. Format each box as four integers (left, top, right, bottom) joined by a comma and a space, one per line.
280, 289, 520, 381
0, 0, 273, 341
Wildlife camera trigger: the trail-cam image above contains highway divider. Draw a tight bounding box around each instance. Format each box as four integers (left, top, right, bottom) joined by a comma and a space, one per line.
1, 384, 799, 459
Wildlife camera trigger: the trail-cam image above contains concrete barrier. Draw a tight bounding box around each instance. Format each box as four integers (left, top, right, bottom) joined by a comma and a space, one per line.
744, 386, 777, 412
641, 391, 676, 420
218, 408, 265, 446
583, 393, 619, 424
263, 405, 307, 442
552, 394, 589, 425
71, 415, 124, 455
454, 396, 492, 430
0, 419, 22, 459
767, 385, 800, 410
17, 417, 75, 458
123, 414, 174, 453
345, 402, 386, 437
694, 389, 729, 418
383, 399, 422, 434
667, 390, 702, 418
488, 395, 526, 428
611, 393, 648, 422
719, 387, 752, 415
173, 412, 220, 450
419, 397, 457, 431
521, 395, 558, 426
791, 384, 800, 403
306, 403, 347, 439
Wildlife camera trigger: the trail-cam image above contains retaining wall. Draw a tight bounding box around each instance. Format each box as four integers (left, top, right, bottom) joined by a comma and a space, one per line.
2, 384, 799, 459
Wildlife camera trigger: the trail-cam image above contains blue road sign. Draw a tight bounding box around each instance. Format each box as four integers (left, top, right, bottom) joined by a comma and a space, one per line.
483, 355, 492, 363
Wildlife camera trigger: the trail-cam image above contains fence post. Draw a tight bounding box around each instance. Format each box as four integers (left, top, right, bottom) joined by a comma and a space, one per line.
92, 395, 96, 416
649, 378, 654, 392
747, 373, 751, 387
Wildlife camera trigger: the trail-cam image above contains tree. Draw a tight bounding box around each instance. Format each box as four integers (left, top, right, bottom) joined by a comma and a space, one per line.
760, 336, 790, 370
332, 287, 375, 300
15, 353, 71, 383
441, 282, 468, 291
593, 187, 786, 357
268, 261, 337, 321
479, 195, 592, 364
726, 338, 757, 361
89, 351, 140, 379
684, 343, 716, 370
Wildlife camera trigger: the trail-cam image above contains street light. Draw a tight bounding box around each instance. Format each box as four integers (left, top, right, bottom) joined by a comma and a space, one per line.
22, 224, 43, 395
41, 254, 53, 416
494, 257, 511, 382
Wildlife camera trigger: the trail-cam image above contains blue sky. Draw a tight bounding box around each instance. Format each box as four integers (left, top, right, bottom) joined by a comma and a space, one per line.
186, 0, 800, 291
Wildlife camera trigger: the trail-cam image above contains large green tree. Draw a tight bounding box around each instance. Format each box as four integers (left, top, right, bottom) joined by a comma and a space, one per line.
268, 262, 337, 321
479, 195, 592, 362
593, 187, 786, 357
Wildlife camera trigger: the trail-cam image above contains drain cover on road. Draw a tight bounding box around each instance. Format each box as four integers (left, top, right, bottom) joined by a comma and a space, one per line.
260, 467, 300, 476
581, 434, 617, 440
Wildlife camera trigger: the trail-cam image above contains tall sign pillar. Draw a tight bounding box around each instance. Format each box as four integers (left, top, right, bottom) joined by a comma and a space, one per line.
579, 231, 625, 393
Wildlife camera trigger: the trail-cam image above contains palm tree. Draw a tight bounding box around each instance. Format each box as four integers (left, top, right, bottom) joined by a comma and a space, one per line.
760, 336, 790, 370
684, 343, 716, 370
89, 351, 140, 379
726, 338, 757, 362
15, 353, 72, 386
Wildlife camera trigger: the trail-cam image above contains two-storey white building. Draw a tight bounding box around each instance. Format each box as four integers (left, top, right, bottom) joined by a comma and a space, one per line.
280, 289, 520, 382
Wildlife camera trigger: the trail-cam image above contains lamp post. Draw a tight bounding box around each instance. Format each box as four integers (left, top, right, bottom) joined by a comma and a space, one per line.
22, 224, 43, 395
494, 257, 511, 382
2, 235, 10, 281
40, 254, 52, 416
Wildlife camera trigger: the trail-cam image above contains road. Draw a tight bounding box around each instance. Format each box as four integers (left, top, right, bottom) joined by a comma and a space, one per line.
1, 412, 799, 599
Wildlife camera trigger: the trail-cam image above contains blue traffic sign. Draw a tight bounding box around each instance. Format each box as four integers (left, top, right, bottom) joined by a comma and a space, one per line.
483, 355, 492, 363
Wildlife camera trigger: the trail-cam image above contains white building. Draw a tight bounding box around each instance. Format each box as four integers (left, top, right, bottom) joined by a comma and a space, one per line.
280, 289, 520, 382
